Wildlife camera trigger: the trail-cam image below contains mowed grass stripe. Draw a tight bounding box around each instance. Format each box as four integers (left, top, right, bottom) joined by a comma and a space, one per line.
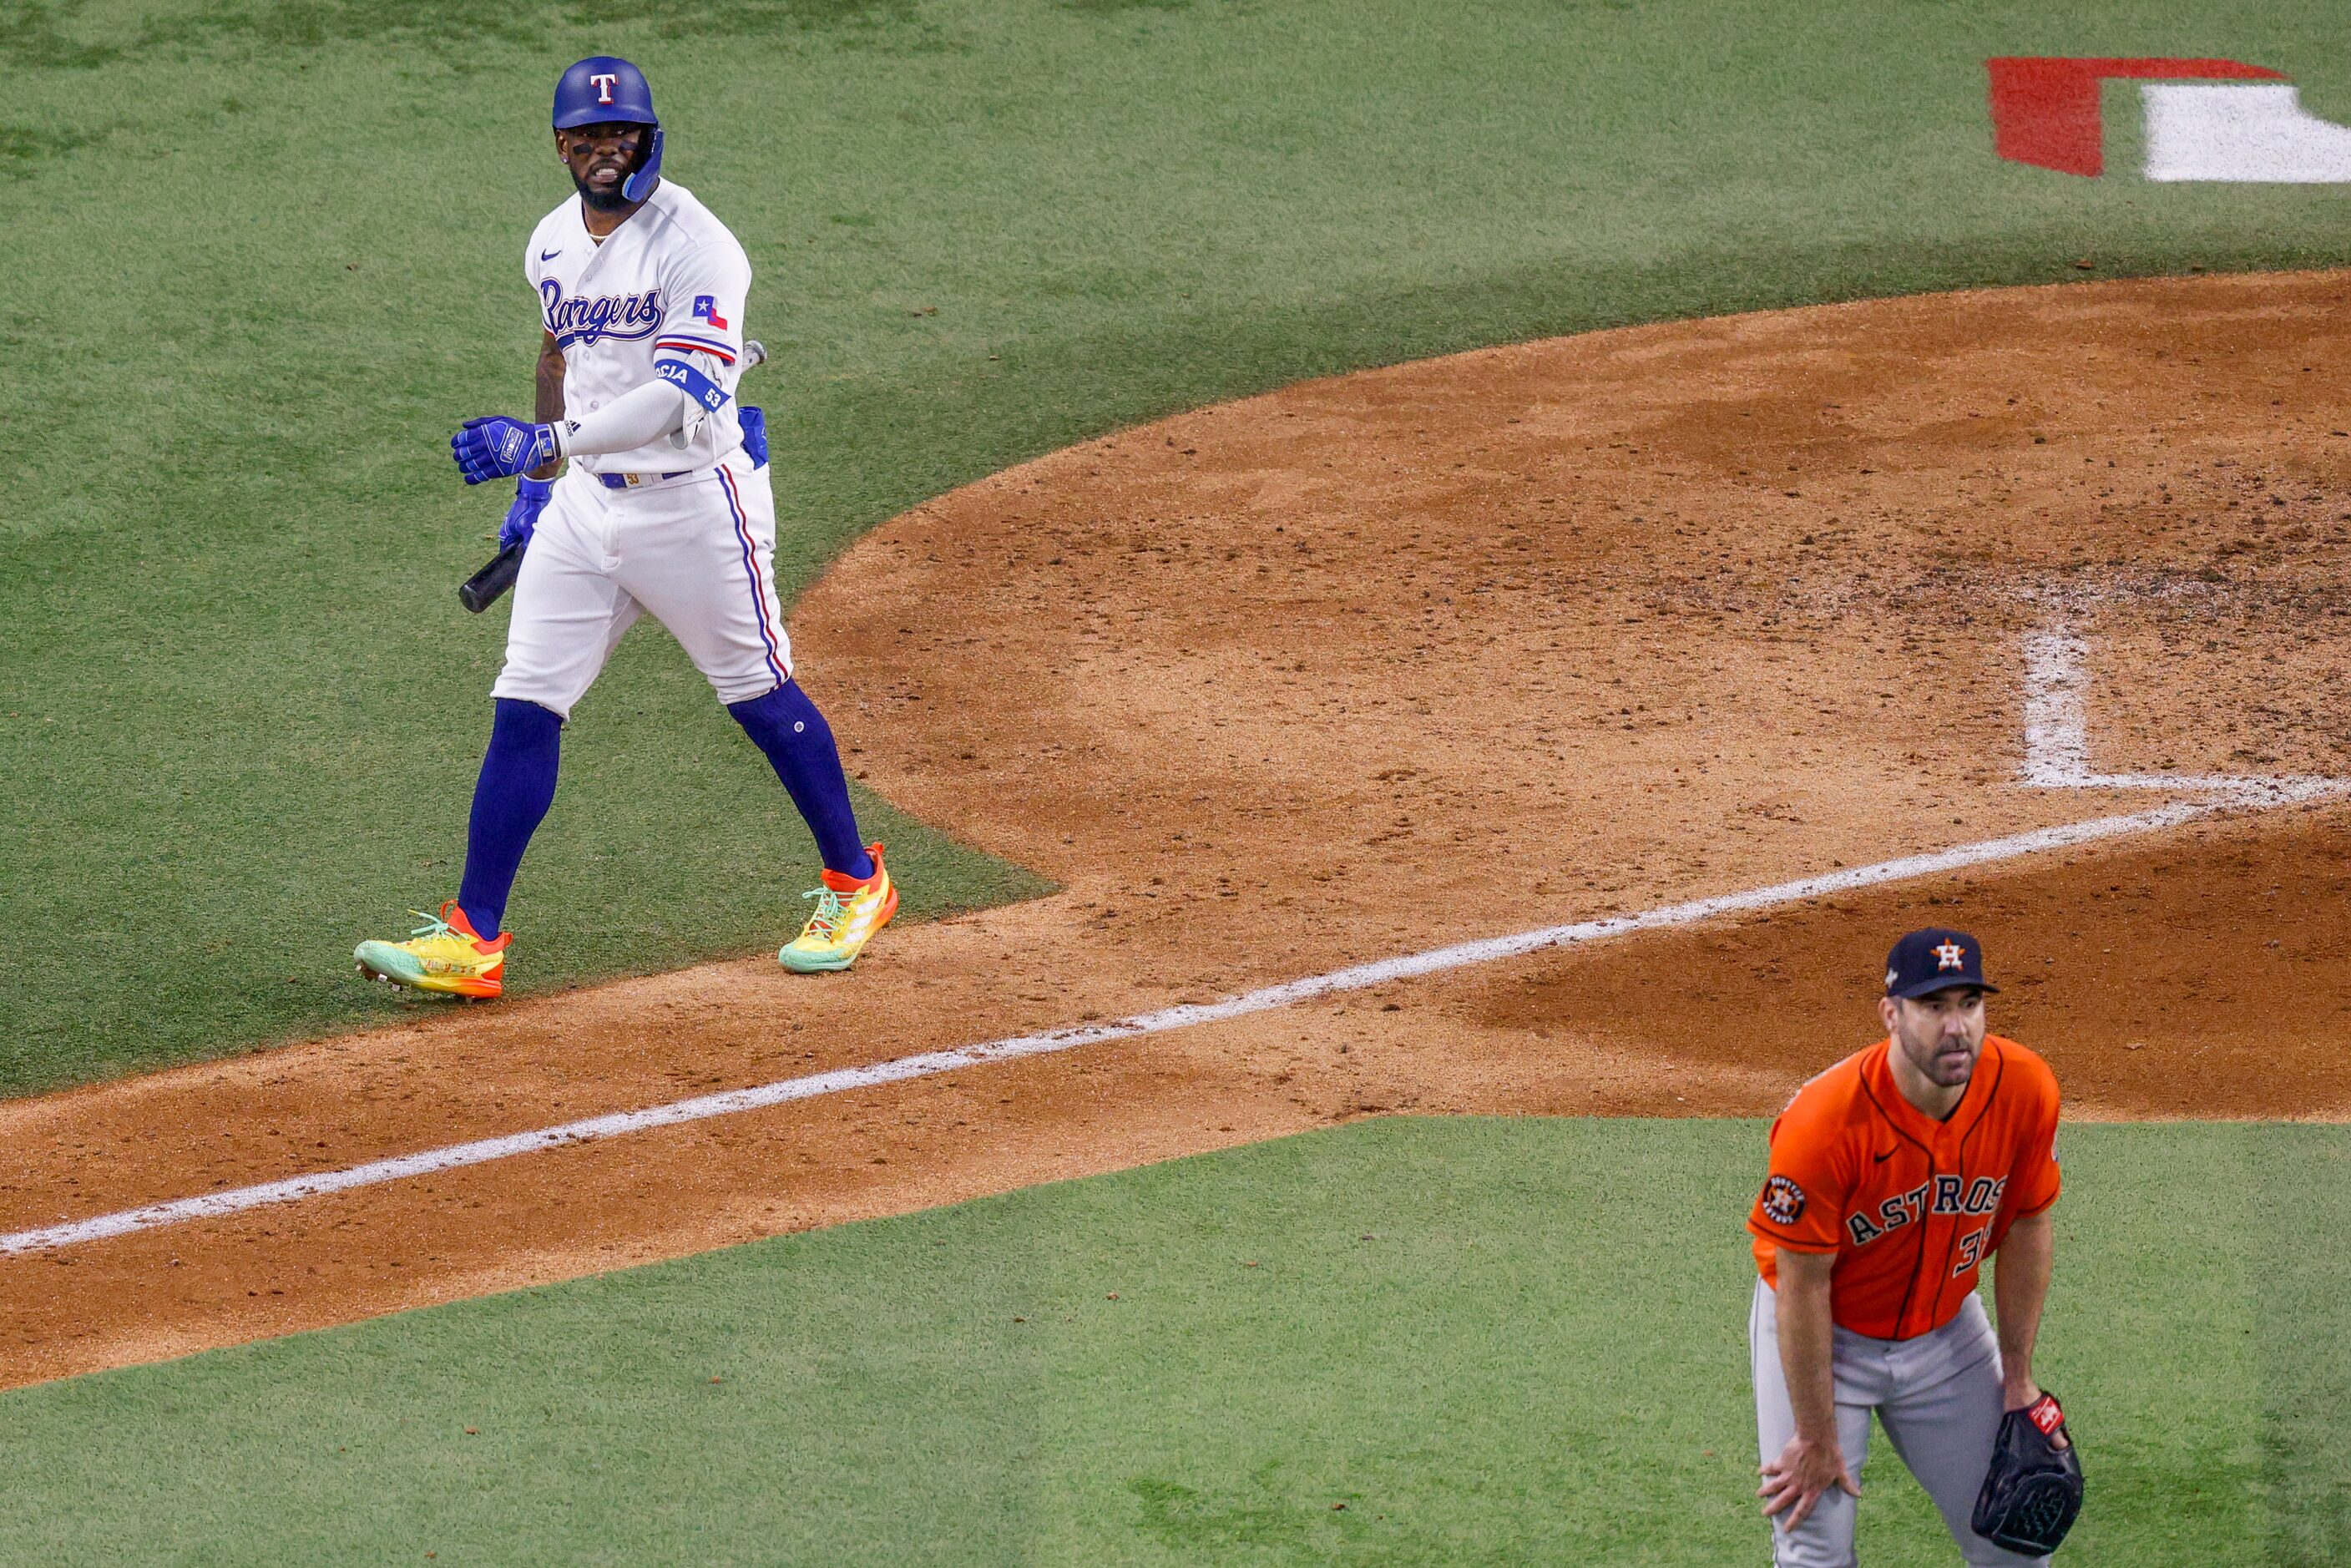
0, 1119, 2338, 1565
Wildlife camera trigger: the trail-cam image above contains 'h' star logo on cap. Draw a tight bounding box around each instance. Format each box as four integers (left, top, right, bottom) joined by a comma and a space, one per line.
1885, 927, 1997, 1000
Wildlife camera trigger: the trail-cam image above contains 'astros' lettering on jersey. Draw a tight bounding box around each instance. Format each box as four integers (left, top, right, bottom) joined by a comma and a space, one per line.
1747, 1035, 2060, 1341
525, 180, 750, 475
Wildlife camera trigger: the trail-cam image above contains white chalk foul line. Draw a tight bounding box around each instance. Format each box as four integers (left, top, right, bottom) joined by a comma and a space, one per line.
2020, 627, 2349, 799
0, 796, 2264, 1259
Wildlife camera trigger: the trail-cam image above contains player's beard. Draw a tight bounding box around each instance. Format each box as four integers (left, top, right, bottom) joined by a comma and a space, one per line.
1897, 1023, 1981, 1087
574, 165, 635, 212
1919, 1039, 1978, 1086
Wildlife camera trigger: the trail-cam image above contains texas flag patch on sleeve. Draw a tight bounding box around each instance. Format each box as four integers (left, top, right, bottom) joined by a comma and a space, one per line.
692, 294, 730, 331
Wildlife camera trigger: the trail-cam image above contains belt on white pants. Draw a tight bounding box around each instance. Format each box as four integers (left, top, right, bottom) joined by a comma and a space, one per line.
594, 468, 695, 489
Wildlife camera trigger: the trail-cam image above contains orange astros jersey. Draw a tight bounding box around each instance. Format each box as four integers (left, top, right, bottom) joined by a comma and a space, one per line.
1747, 1034, 2061, 1341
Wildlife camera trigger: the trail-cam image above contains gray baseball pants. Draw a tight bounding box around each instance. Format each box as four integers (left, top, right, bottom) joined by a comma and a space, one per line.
1750, 1280, 2050, 1567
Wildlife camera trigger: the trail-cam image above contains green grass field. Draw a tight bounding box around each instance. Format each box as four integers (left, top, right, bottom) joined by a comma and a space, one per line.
8, 0, 2351, 1090
10, 6, 2351, 1560
0, 1119, 2342, 1565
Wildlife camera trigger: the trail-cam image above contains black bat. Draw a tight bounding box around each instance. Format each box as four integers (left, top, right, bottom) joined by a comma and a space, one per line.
459, 339, 768, 614
458, 542, 523, 613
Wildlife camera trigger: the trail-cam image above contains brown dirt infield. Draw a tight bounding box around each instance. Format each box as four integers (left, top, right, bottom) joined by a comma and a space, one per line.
6, 270, 2351, 1391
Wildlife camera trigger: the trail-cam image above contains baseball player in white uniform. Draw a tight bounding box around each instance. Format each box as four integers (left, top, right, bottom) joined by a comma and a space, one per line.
355, 55, 897, 999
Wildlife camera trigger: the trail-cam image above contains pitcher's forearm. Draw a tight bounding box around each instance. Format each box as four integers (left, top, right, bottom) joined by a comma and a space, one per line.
1775, 1251, 1841, 1443
1994, 1211, 2055, 1398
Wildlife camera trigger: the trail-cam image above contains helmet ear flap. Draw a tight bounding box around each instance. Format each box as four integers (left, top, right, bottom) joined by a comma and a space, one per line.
622, 126, 665, 203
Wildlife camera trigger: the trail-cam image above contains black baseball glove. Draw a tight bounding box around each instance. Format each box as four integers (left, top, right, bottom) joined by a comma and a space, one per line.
1972, 1391, 2083, 1555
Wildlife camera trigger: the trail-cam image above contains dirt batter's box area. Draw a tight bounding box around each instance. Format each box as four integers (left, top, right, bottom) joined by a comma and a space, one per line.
4, 272, 2350, 1387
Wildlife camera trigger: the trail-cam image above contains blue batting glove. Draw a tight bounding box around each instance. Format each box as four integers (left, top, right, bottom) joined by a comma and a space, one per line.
452, 416, 560, 486
738, 404, 770, 468
501, 476, 554, 551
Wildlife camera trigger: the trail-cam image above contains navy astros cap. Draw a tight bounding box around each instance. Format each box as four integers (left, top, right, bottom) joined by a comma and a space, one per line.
1883, 928, 1999, 999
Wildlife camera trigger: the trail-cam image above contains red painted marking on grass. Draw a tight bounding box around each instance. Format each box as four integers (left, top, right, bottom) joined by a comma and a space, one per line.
1986, 58, 2284, 176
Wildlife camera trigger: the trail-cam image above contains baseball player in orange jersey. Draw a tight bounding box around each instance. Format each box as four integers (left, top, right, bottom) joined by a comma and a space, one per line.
1747, 928, 2070, 1565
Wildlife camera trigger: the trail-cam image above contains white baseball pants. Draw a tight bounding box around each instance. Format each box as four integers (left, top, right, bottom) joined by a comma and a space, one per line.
491, 459, 793, 720
1750, 1280, 2050, 1568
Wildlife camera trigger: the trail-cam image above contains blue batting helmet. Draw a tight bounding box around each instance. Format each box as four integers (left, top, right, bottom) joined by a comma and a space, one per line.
553, 56, 663, 202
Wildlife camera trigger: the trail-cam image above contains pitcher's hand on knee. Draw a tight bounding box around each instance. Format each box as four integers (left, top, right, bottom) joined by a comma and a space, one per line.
1759, 1432, 1859, 1530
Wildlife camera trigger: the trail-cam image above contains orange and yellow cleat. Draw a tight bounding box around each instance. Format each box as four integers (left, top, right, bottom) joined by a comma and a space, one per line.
353, 901, 510, 999
779, 843, 898, 974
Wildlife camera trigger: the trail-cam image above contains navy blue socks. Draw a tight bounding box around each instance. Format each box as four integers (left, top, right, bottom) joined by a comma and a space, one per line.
454, 684, 865, 939
458, 697, 563, 938
728, 680, 873, 879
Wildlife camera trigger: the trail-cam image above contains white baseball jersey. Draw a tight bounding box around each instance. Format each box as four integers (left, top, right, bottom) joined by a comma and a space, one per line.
526, 180, 750, 474
495, 180, 792, 720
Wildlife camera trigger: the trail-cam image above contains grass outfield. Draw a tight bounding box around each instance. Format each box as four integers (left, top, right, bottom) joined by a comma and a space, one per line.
7, 2, 2351, 1091
0, 1118, 2340, 1564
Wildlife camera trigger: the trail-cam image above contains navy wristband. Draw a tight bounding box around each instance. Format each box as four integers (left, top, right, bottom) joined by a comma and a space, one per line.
655, 357, 731, 413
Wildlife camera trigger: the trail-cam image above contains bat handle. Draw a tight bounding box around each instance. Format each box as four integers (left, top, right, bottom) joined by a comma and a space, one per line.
462, 346, 759, 615
458, 541, 524, 614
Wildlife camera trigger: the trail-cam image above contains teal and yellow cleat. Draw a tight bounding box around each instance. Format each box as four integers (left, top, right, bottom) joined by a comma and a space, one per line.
354, 901, 510, 999
779, 842, 898, 974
